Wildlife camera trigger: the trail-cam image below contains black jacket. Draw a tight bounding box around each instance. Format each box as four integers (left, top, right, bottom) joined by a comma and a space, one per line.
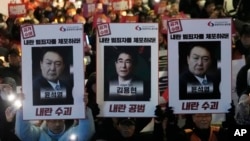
32, 76, 73, 105
179, 70, 221, 100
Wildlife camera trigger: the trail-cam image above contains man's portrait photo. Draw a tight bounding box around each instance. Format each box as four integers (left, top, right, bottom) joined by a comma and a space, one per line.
179, 41, 221, 100
32, 47, 74, 105
104, 46, 151, 101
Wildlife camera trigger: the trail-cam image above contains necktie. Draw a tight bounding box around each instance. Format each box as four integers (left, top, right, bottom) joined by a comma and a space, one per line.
202, 79, 208, 85
55, 85, 61, 90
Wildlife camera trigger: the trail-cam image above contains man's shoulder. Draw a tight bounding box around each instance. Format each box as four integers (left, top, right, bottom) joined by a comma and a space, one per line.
179, 70, 196, 81
33, 76, 52, 89
238, 63, 250, 74
180, 70, 193, 77
206, 73, 219, 82
59, 79, 72, 88
131, 75, 144, 81
33, 76, 46, 83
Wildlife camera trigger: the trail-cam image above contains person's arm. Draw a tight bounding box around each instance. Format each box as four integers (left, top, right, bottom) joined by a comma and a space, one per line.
61, 107, 95, 141
235, 93, 250, 124
153, 106, 188, 141
78, 107, 95, 141
236, 66, 248, 97
14, 108, 41, 141
153, 118, 165, 141
153, 105, 169, 141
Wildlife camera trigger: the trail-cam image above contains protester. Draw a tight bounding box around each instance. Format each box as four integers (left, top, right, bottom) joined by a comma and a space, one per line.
235, 88, 250, 125
0, 77, 20, 141
0, 48, 22, 85
154, 103, 235, 141
5, 91, 95, 141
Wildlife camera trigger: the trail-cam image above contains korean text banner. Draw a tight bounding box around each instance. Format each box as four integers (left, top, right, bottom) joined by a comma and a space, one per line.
168, 19, 232, 114
96, 23, 159, 117
21, 24, 85, 120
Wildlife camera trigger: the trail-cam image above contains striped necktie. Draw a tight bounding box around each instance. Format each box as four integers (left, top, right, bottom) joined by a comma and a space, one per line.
202, 79, 208, 85
55, 84, 61, 90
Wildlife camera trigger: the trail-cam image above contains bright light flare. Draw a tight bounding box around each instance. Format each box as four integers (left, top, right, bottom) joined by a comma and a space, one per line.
7, 93, 16, 102
69, 134, 77, 141
13, 99, 22, 109
154, 0, 160, 3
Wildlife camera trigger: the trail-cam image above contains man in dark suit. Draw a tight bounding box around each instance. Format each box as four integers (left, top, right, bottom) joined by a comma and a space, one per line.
33, 48, 73, 105
105, 48, 150, 101
179, 45, 220, 100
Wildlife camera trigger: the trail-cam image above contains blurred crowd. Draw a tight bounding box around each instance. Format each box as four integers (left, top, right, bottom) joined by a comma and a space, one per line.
1, 0, 250, 141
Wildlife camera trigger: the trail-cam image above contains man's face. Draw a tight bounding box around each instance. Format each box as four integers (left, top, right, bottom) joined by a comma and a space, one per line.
0, 35, 9, 47
0, 84, 13, 101
40, 51, 64, 82
192, 114, 212, 129
118, 124, 136, 138
8, 54, 21, 67
241, 34, 250, 48
115, 53, 134, 80
187, 46, 211, 77
46, 120, 65, 134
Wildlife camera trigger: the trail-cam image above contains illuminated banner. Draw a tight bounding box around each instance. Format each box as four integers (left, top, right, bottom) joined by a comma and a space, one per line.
8, 3, 26, 17
21, 24, 85, 120
120, 15, 138, 23
168, 19, 232, 113
82, 3, 96, 18
96, 23, 158, 117
111, 0, 129, 11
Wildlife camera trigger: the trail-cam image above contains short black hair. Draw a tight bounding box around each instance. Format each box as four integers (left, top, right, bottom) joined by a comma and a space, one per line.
40, 48, 65, 62
8, 48, 20, 56
187, 42, 214, 56
239, 24, 250, 36
188, 45, 212, 56
187, 42, 217, 63
118, 118, 135, 126
114, 47, 138, 65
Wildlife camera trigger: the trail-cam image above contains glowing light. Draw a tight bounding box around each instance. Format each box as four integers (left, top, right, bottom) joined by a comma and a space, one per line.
76, 1, 82, 8
69, 134, 77, 141
84, 57, 88, 65
7, 93, 16, 102
154, 0, 160, 3
120, 11, 127, 16
13, 100, 22, 109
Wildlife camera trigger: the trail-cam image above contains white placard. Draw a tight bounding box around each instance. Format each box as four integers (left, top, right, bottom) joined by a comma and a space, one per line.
96, 23, 159, 117
21, 24, 85, 120
168, 19, 232, 113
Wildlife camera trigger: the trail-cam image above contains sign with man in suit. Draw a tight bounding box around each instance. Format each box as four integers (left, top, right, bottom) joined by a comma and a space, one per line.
32, 47, 74, 105
168, 19, 232, 113
21, 24, 85, 120
96, 23, 159, 117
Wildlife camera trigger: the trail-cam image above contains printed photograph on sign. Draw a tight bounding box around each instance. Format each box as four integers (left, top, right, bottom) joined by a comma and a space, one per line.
21, 24, 85, 120
178, 41, 221, 100
168, 19, 232, 113
104, 46, 151, 101
32, 46, 73, 105
96, 23, 158, 117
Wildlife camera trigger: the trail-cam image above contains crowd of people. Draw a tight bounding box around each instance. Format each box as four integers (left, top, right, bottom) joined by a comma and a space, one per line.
1, 0, 250, 141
